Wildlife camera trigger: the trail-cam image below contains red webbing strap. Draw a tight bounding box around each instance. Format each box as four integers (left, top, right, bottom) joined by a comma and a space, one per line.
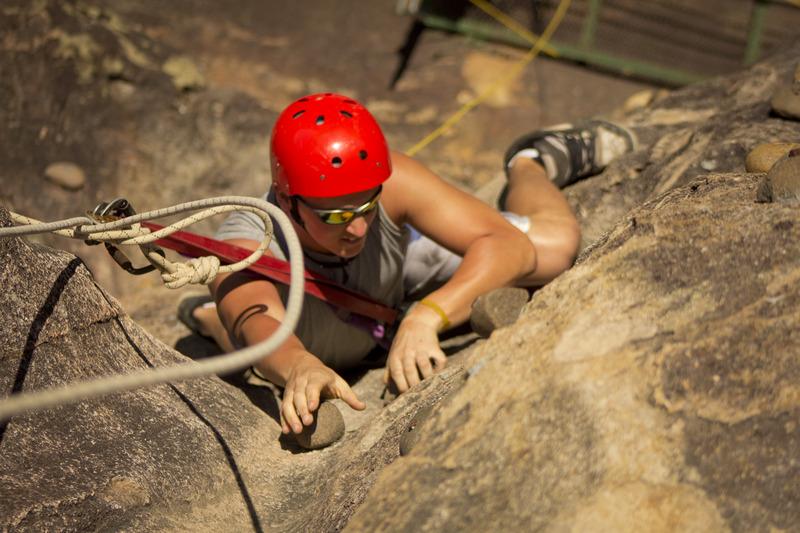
141, 222, 398, 324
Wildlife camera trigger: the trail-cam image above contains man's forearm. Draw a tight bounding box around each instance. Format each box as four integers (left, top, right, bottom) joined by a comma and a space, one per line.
410, 233, 536, 329
240, 313, 326, 387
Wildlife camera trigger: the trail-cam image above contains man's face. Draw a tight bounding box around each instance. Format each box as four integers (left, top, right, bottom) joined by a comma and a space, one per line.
287, 186, 382, 258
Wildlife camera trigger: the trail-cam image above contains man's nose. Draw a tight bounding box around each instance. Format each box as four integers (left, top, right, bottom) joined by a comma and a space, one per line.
345, 215, 369, 237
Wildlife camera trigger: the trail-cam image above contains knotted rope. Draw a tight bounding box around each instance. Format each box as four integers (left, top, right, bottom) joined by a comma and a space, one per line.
0, 196, 305, 422
4, 198, 275, 289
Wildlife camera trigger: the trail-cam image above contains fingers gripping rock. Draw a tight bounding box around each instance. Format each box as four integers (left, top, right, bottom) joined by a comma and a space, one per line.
294, 401, 345, 450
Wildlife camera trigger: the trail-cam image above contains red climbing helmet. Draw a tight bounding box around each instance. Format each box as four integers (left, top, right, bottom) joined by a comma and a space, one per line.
270, 93, 392, 198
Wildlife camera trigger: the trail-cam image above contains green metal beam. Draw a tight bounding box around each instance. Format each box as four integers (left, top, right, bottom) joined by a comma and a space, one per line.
744, 0, 768, 65
418, 12, 705, 86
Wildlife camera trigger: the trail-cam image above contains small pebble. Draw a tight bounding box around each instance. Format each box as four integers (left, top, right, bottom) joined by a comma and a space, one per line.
163, 55, 205, 91
294, 401, 345, 450
700, 159, 717, 171
745, 142, 800, 173
44, 162, 86, 191
622, 89, 656, 112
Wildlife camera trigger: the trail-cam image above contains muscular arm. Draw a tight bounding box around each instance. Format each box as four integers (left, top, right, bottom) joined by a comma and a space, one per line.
209, 239, 365, 433
381, 152, 537, 391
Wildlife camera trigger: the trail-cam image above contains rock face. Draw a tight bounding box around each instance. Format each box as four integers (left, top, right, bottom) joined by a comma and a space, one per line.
0, 208, 275, 531
2, 1, 800, 531
347, 175, 800, 533
346, 44, 800, 532
0, 206, 468, 531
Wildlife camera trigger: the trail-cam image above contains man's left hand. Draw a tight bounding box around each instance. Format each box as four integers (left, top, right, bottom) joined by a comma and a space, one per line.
384, 314, 446, 393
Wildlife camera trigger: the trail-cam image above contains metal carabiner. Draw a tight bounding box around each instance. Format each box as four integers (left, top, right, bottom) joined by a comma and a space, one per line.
89, 197, 136, 222
86, 198, 163, 275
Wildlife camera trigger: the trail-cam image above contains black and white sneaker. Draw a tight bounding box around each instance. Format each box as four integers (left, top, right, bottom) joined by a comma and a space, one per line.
503, 119, 637, 189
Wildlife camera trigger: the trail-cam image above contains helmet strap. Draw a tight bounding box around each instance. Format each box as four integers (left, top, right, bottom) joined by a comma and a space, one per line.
286, 195, 306, 230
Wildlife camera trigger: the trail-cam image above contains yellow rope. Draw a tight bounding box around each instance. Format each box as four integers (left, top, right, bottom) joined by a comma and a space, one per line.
470, 0, 560, 52
406, 0, 571, 157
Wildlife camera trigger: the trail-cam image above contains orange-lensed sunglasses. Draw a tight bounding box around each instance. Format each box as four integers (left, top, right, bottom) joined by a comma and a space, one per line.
295, 186, 382, 225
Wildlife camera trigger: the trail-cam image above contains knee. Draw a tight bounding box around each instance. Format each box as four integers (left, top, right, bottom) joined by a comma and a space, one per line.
549, 217, 582, 274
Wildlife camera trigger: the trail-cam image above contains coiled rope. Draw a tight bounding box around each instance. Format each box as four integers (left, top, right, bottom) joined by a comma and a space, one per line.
0, 197, 305, 422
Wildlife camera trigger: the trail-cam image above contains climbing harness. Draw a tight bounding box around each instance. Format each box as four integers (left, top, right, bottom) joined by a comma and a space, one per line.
0, 196, 305, 422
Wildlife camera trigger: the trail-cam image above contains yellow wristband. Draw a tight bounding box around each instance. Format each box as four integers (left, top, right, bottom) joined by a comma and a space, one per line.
418, 298, 451, 332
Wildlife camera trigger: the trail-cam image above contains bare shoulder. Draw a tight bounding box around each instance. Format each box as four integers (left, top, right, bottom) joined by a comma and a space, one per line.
381, 150, 448, 225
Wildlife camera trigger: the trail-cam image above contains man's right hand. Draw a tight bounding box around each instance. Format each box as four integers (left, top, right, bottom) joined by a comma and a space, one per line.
279, 357, 366, 434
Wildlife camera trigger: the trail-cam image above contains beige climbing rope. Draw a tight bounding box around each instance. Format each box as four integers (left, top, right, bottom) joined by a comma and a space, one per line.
0, 196, 305, 422
5, 198, 275, 289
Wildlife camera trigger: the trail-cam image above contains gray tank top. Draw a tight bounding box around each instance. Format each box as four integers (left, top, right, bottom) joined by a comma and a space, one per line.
215, 192, 409, 369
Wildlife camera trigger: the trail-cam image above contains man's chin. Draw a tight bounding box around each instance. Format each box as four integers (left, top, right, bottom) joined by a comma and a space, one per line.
335, 240, 366, 259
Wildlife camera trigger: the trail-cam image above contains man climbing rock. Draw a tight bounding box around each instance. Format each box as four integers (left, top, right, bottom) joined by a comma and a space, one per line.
181, 92, 635, 436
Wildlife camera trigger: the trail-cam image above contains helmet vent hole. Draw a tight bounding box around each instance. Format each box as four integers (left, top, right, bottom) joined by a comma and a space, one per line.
331, 157, 343, 168
298, 98, 309, 102
340, 110, 353, 118
315, 115, 325, 125
320, 174, 326, 181
359, 150, 368, 160
292, 110, 305, 119
343, 99, 356, 105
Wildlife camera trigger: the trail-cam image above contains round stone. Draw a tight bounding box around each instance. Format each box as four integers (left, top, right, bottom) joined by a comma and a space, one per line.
470, 287, 530, 338
44, 162, 86, 190
763, 148, 800, 204
745, 142, 800, 173
294, 401, 345, 450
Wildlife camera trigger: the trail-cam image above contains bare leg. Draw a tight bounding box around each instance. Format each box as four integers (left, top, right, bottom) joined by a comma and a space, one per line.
503, 158, 581, 285
193, 304, 237, 353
